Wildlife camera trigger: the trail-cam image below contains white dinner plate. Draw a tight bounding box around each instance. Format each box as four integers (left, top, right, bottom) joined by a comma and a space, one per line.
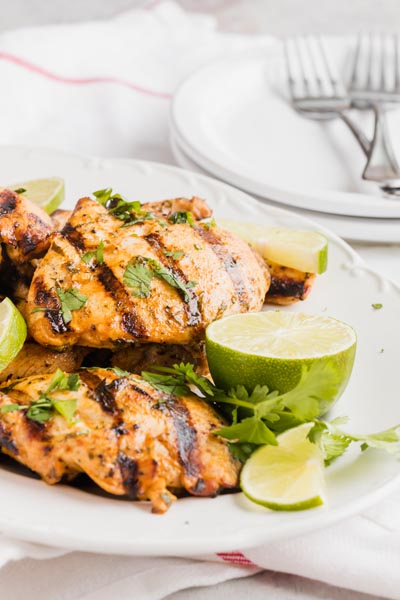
1, 145, 400, 556
171, 42, 400, 219
170, 129, 400, 243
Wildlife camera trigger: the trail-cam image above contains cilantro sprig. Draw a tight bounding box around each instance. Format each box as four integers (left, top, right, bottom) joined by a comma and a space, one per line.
93, 188, 155, 227
82, 240, 104, 265
123, 256, 197, 302
0, 369, 80, 424
142, 362, 400, 464
57, 287, 87, 324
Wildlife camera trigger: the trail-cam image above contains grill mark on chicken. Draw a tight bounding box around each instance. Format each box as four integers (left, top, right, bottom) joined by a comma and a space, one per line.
268, 277, 306, 300
96, 264, 148, 339
32, 276, 68, 334
94, 378, 126, 415
0, 422, 18, 455
144, 232, 201, 326
194, 226, 249, 308
0, 190, 17, 215
158, 398, 200, 482
117, 453, 140, 498
61, 222, 86, 252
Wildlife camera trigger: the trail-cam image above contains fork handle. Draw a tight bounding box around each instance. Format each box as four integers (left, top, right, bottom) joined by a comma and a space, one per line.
338, 113, 371, 156
362, 104, 400, 194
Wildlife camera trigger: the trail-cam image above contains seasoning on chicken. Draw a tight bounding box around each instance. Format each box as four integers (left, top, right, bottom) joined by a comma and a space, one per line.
0, 189, 53, 263
27, 196, 269, 349
0, 368, 240, 513
265, 259, 316, 305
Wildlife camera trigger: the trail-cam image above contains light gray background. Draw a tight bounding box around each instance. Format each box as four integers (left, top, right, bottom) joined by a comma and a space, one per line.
1, 0, 399, 35
0, 1, 395, 599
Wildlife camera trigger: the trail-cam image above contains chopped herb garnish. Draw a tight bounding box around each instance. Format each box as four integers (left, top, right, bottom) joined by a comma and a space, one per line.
123, 256, 197, 302
56, 287, 88, 324
96, 240, 104, 264
194, 244, 202, 251
0, 369, 80, 424
203, 216, 216, 229
163, 250, 184, 260
157, 219, 168, 228
123, 259, 154, 298
13, 187, 26, 194
372, 303, 383, 310
169, 211, 194, 226
81, 251, 95, 264
142, 362, 400, 464
93, 188, 152, 227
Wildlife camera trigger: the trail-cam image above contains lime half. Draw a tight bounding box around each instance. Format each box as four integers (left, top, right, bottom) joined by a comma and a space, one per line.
206, 311, 356, 415
0, 298, 27, 373
220, 220, 328, 274
8, 177, 65, 214
241, 423, 325, 511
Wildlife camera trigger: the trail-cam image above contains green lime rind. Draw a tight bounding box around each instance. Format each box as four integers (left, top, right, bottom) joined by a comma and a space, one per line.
317, 241, 328, 274
240, 424, 326, 511
0, 298, 27, 372
219, 220, 328, 274
8, 177, 65, 214
205, 312, 356, 417
241, 489, 324, 511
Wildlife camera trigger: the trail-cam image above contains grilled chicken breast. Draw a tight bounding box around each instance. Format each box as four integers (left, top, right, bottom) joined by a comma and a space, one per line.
27, 196, 268, 349
0, 189, 53, 263
0, 368, 240, 512
0, 343, 88, 383
265, 260, 316, 305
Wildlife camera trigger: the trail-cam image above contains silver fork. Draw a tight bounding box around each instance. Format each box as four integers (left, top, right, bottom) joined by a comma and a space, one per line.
285, 36, 370, 156
349, 33, 400, 194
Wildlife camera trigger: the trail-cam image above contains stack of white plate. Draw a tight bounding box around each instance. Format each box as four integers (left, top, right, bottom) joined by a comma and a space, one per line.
169, 44, 400, 243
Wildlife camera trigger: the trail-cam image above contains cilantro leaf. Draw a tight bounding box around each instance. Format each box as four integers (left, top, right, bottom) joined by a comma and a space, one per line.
216, 416, 277, 445
0, 403, 28, 413
163, 250, 184, 260
81, 251, 96, 264
152, 262, 196, 302
123, 259, 154, 298
93, 188, 148, 225
141, 371, 190, 396
56, 288, 87, 324
13, 187, 26, 194
169, 211, 194, 226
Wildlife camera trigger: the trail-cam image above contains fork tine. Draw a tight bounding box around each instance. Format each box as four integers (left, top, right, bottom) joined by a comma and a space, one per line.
365, 32, 373, 91
317, 36, 346, 97
380, 33, 387, 91
304, 36, 323, 95
394, 33, 400, 92
284, 39, 297, 100
349, 34, 363, 89
294, 37, 311, 97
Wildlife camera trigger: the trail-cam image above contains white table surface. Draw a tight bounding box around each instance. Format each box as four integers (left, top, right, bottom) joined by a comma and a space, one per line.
0, 1, 399, 599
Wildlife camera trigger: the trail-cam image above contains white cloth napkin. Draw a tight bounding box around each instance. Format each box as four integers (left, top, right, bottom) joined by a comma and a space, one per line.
0, 2, 400, 599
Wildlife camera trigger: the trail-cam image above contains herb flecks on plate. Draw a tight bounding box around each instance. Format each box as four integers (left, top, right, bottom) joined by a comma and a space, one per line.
142, 362, 400, 464
0, 369, 80, 424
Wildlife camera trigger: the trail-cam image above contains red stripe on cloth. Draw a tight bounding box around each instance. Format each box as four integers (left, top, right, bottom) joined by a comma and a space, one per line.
0, 51, 171, 99
216, 552, 256, 566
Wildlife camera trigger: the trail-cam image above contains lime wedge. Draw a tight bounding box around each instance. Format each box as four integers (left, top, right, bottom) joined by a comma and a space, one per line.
240, 423, 325, 511
206, 311, 356, 415
8, 177, 65, 214
0, 298, 27, 373
219, 220, 328, 274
